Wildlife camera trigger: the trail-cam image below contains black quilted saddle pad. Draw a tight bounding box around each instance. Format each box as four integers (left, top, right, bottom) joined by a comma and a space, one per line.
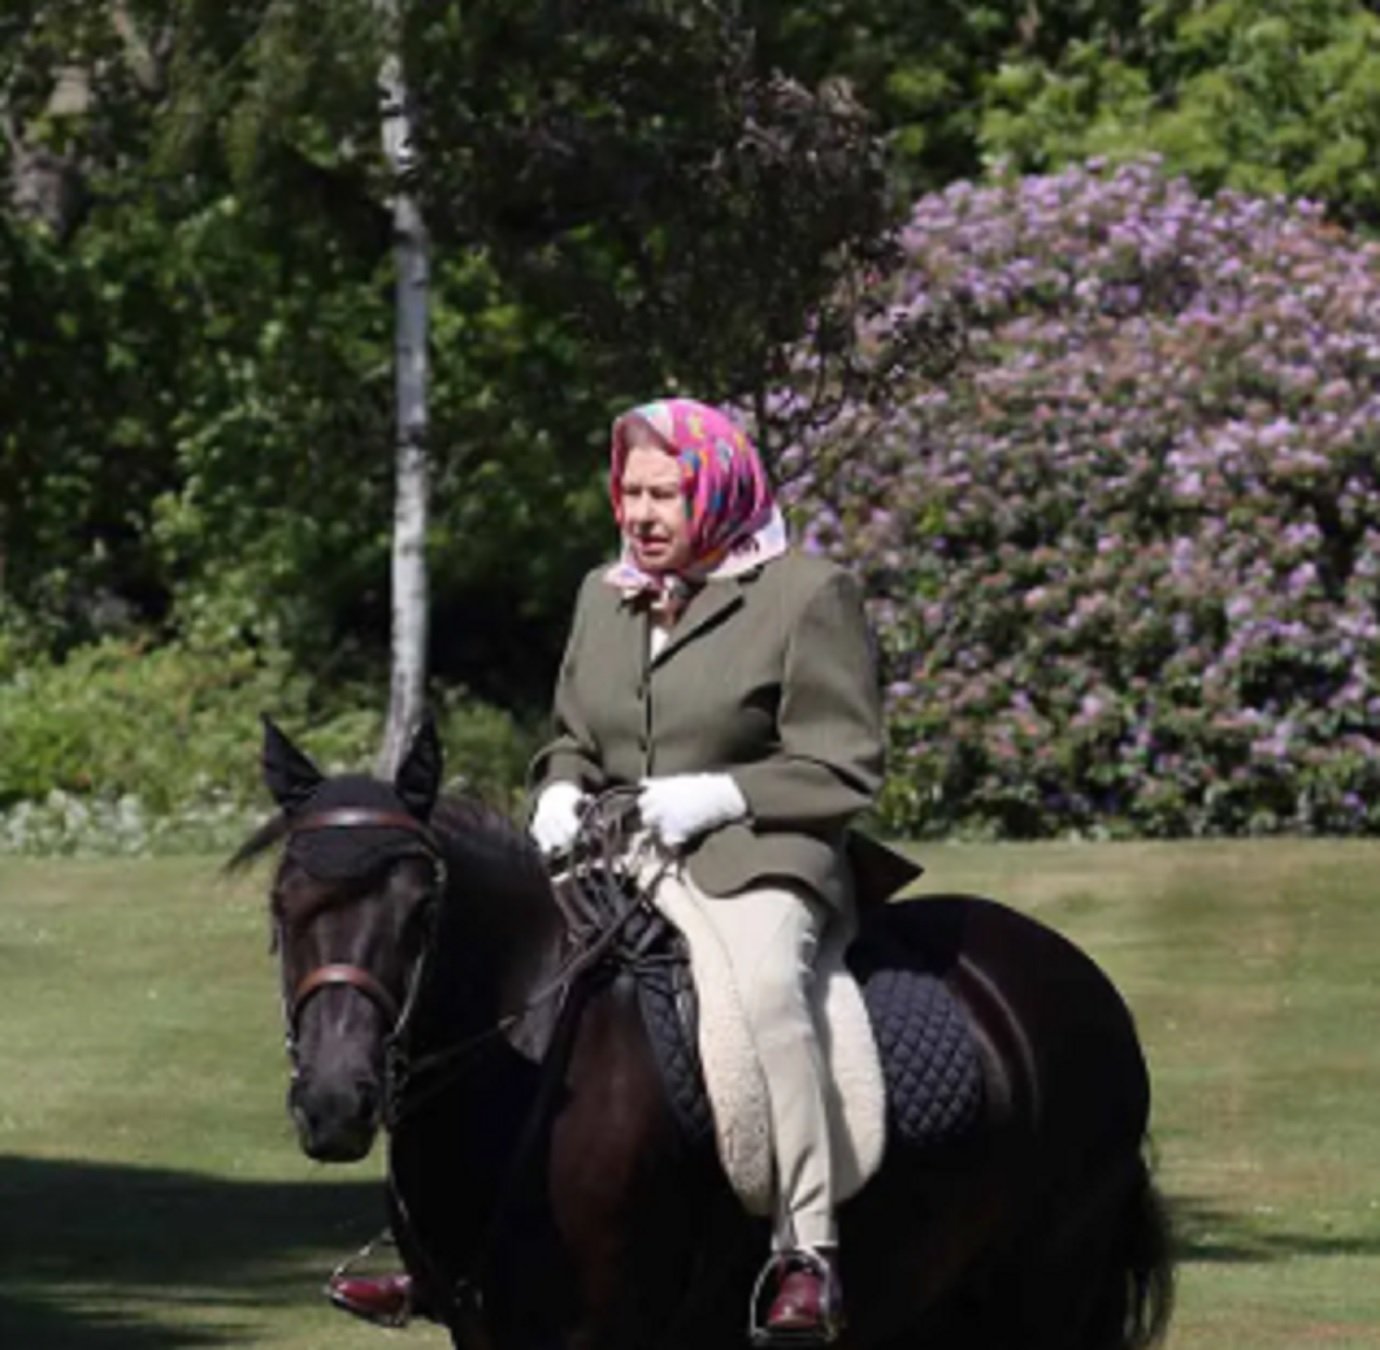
634, 903, 985, 1155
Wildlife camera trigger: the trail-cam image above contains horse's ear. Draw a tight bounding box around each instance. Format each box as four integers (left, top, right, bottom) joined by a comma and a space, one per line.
395, 713, 443, 820
261, 714, 324, 814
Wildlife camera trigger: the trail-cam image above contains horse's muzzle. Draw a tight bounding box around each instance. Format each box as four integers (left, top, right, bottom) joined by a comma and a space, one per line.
290, 1074, 382, 1162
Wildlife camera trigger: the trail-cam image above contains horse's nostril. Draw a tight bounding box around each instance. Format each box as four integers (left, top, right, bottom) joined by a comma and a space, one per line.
356, 1080, 381, 1119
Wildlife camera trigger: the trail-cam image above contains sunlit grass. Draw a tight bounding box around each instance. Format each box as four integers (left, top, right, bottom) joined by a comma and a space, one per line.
3, 842, 1380, 1346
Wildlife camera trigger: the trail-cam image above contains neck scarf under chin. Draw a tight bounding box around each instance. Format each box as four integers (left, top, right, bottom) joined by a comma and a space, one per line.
603, 397, 789, 608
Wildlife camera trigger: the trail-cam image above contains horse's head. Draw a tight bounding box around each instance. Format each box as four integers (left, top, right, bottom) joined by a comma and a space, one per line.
253, 716, 446, 1162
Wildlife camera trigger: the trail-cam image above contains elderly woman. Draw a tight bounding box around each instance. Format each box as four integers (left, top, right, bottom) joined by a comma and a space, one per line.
330, 397, 888, 1342
529, 396, 885, 1341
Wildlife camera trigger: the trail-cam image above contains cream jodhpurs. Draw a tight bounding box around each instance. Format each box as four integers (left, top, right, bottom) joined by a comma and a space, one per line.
655, 865, 841, 1251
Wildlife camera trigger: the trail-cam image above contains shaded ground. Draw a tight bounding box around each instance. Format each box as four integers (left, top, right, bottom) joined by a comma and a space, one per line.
1, 1156, 384, 1347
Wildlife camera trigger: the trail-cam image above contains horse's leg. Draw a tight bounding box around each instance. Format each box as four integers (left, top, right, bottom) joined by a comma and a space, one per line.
831, 1134, 1023, 1350
915, 1146, 1169, 1350
1013, 1151, 1173, 1350
547, 973, 741, 1349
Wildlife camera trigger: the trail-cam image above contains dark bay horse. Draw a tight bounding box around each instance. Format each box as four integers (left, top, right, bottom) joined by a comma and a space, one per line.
233, 717, 1173, 1350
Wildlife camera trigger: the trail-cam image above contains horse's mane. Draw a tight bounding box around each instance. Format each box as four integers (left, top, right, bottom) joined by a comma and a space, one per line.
429, 793, 552, 903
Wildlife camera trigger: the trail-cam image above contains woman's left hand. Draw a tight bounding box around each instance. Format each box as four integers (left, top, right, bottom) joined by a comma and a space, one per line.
638, 773, 748, 848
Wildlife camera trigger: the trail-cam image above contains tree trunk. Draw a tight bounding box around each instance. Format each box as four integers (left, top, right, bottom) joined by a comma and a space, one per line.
375, 24, 432, 779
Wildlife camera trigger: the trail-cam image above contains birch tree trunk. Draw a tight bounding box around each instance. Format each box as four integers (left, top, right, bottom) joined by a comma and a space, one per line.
375, 12, 432, 778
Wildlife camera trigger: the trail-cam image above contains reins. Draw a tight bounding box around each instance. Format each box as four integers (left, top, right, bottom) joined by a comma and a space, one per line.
386, 787, 664, 1125
398, 791, 667, 1343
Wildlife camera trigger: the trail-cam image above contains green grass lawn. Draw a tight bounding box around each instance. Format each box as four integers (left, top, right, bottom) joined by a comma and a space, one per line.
2, 842, 1379, 1347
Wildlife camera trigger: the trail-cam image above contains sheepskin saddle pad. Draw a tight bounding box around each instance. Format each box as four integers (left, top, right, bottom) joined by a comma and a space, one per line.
633, 892, 985, 1218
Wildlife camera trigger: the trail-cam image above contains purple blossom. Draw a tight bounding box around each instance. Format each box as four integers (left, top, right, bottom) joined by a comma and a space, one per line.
780, 157, 1380, 839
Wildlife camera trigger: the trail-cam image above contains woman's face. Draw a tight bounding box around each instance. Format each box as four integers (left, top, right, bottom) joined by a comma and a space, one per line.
620, 445, 693, 573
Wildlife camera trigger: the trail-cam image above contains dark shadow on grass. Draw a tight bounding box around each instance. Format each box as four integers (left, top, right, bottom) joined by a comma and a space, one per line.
1171, 1193, 1380, 1265
0, 1153, 388, 1348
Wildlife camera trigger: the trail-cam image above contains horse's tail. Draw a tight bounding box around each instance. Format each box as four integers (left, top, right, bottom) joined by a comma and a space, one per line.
1113, 1149, 1176, 1349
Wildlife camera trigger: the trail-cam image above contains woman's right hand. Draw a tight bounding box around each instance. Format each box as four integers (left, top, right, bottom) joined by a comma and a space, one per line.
529, 781, 587, 857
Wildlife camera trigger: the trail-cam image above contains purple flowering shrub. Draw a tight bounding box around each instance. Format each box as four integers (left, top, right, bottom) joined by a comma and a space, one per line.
780, 158, 1380, 838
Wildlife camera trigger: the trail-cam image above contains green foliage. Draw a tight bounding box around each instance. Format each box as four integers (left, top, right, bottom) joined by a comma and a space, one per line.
434, 693, 542, 815
0, 637, 309, 812
2, 0, 891, 716
981, 0, 1380, 229
752, 0, 1011, 194
0, 207, 180, 644
15, 0, 1380, 844
410, 0, 891, 442
0, 630, 535, 850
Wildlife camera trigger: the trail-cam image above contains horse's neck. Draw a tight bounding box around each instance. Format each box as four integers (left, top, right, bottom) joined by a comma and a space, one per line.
420, 847, 567, 1045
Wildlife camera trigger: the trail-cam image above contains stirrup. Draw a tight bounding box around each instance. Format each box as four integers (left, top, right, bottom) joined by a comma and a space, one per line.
324, 1231, 411, 1329
748, 1249, 843, 1348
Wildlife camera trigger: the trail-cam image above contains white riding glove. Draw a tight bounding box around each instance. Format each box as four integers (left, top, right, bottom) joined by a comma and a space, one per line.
529, 781, 587, 857
638, 773, 748, 849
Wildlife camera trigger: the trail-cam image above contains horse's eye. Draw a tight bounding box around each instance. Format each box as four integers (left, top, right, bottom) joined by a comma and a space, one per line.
390, 854, 442, 898
406, 894, 439, 936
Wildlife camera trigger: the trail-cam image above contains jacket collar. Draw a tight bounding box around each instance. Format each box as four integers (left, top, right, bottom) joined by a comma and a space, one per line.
651, 578, 745, 667
617, 570, 760, 668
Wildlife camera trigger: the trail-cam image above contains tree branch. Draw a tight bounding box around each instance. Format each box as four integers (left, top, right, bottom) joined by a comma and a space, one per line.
109, 0, 166, 96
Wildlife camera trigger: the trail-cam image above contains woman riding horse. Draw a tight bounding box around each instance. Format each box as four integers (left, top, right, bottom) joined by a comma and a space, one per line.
302, 396, 1171, 1350
530, 397, 886, 1339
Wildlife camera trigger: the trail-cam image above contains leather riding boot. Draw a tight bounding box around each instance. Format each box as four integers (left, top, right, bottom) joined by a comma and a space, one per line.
326, 1271, 415, 1327
761, 1248, 843, 1344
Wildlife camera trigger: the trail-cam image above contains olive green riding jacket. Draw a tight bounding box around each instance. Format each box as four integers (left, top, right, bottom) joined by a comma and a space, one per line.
528, 551, 908, 911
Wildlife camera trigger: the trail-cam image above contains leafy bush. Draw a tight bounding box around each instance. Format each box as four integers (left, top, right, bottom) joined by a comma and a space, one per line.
0, 790, 257, 858
435, 694, 542, 815
0, 638, 305, 813
0, 634, 536, 853
783, 158, 1380, 838
981, 0, 1380, 232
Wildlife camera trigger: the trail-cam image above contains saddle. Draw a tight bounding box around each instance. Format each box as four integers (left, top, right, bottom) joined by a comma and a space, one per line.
554, 840, 985, 1210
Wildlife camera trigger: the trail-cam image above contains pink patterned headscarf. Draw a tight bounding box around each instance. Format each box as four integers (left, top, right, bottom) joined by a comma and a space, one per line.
604, 397, 788, 595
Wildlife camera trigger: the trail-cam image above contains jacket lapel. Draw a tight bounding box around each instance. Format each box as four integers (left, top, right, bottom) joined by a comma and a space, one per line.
612, 589, 650, 689
651, 579, 745, 667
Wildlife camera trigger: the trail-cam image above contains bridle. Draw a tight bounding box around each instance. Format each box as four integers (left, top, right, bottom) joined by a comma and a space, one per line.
277, 807, 447, 1070
275, 794, 663, 1087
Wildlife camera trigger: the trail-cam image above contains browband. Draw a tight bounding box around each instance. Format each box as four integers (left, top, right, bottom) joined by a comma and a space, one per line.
289, 807, 441, 856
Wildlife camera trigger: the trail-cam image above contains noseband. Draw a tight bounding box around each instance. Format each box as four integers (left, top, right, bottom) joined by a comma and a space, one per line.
280, 807, 445, 1052
290, 961, 403, 1030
